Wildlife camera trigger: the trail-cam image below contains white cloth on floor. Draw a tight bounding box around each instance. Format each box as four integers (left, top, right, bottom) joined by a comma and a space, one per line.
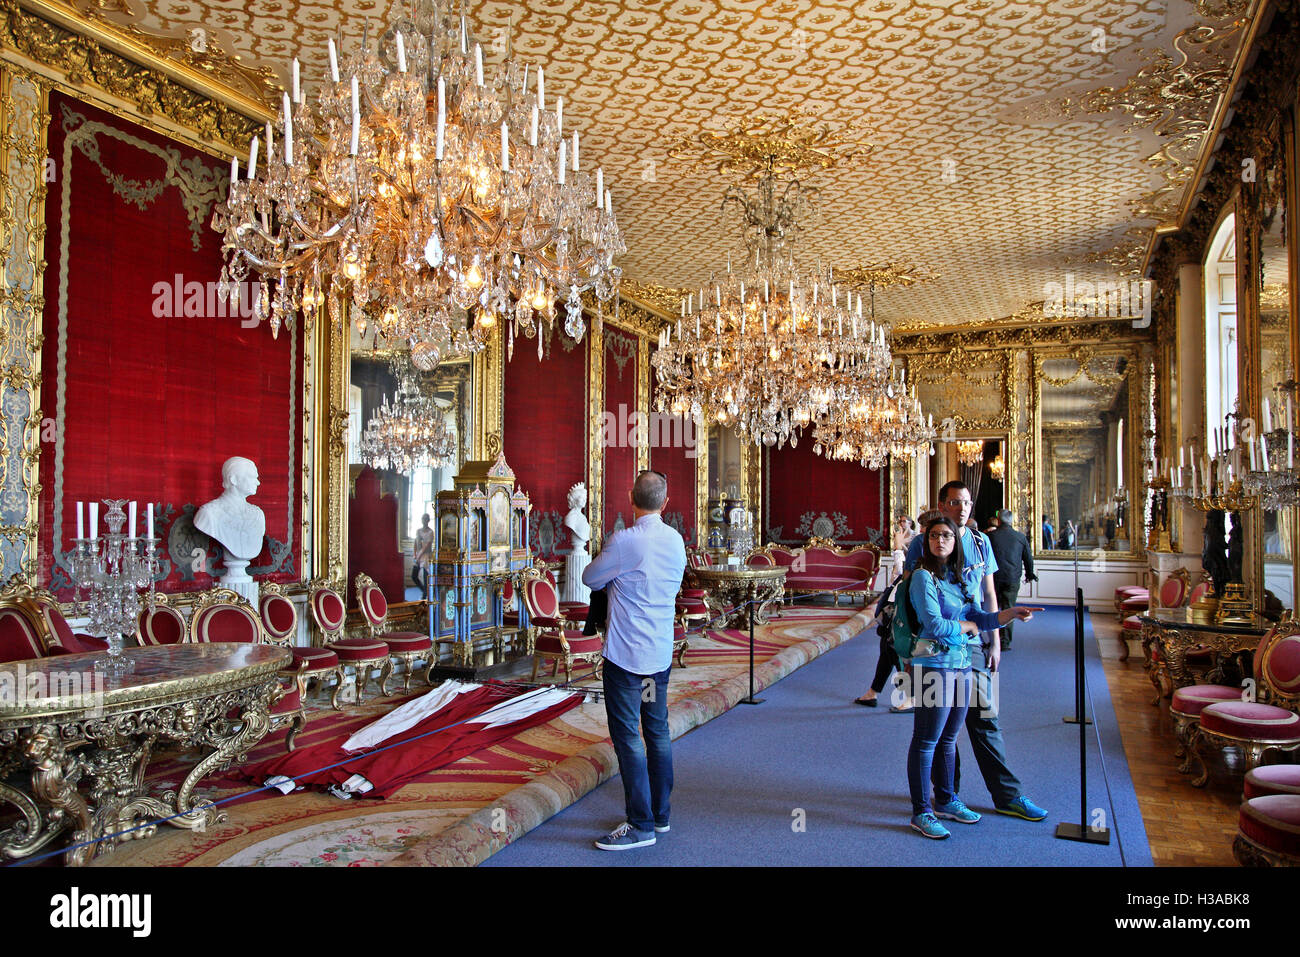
342, 681, 482, 752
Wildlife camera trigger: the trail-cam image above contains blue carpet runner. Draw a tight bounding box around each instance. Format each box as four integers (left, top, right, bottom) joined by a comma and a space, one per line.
484, 605, 1152, 866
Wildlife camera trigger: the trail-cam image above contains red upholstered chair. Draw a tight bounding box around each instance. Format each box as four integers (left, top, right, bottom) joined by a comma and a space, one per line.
521, 573, 602, 682
308, 578, 391, 706
1115, 584, 1148, 617
1235, 795, 1300, 866
1188, 619, 1300, 787
355, 572, 434, 692
190, 588, 304, 750
137, 593, 187, 646
260, 581, 346, 704
0, 604, 48, 664
537, 562, 588, 625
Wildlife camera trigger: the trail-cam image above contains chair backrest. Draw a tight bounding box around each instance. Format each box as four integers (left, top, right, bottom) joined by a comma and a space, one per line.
1256, 618, 1300, 708
1189, 581, 1211, 604
688, 549, 712, 570
0, 605, 47, 664
746, 551, 775, 567
137, 595, 187, 646
190, 588, 262, 644
259, 582, 298, 645
308, 579, 348, 640
522, 575, 561, 622
1158, 574, 1188, 609
354, 572, 388, 633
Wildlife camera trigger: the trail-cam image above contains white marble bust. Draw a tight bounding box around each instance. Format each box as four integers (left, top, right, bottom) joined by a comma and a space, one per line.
563, 481, 591, 604
195, 456, 267, 580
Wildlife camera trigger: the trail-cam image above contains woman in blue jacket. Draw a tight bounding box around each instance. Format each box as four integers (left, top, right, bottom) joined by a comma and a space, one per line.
906, 516, 1040, 839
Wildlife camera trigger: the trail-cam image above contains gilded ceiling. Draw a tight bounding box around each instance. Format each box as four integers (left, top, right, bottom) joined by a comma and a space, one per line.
72, 0, 1253, 328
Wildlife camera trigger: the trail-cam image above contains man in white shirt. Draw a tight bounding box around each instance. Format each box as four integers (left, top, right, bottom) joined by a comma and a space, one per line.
583, 470, 687, 850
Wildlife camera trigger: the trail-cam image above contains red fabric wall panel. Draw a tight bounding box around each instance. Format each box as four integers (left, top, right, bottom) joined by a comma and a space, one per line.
502, 330, 587, 561
764, 441, 887, 547
38, 92, 302, 595
648, 345, 697, 546
347, 467, 405, 605
602, 328, 639, 537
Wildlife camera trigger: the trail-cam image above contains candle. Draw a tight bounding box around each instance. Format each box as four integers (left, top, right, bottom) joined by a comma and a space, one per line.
328, 38, 339, 82
605, 189, 611, 214
1192, 462, 1199, 496
265, 121, 273, 158
230, 156, 238, 185
292, 58, 300, 102
1264, 397, 1273, 432
475, 44, 483, 85
1289, 427, 1294, 469
147, 502, 154, 540
283, 93, 293, 164
572, 130, 579, 171
1262, 435, 1271, 472
76, 501, 84, 540
596, 167, 603, 204
89, 502, 98, 540
501, 121, 509, 172
1290, 397, 1295, 431
556, 96, 563, 136
538, 66, 545, 109
351, 74, 359, 117
1227, 424, 1234, 450
351, 111, 360, 156
396, 32, 406, 72
530, 105, 538, 147
1250, 438, 1258, 471
436, 77, 446, 160
460, 14, 468, 53
1179, 446, 1185, 469
128, 500, 137, 539
248, 136, 259, 179
558, 141, 566, 184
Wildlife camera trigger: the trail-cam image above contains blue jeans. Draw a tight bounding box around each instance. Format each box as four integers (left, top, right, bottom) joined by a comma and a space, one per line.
603, 658, 673, 832
907, 666, 973, 816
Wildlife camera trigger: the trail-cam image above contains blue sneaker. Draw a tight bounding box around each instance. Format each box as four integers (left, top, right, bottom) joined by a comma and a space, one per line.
595, 822, 656, 850
910, 813, 951, 840
996, 796, 1048, 821
934, 800, 982, 824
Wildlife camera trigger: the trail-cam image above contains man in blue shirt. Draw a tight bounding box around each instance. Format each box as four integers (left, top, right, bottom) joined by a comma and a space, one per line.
584, 470, 688, 850
904, 480, 1047, 822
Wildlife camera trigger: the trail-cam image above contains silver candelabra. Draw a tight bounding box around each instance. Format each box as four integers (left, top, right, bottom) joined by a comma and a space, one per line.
68, 499, 161, 674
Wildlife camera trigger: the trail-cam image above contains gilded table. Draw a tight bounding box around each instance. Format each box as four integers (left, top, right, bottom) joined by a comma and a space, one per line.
1138, 608, 1269, 704
0, 643, 291, 866
691, 566, 788, 630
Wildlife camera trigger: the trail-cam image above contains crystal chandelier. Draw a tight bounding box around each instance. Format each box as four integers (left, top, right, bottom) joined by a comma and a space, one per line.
989, 454, 1006, 481
811, 369, 936, 469
361, 361, 457, 472
212, 0, 624, 353
651, 182, 892, 446
956, 440, 984, 467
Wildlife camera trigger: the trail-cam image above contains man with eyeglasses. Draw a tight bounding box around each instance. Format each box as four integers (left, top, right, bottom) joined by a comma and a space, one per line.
584, 469, 687, 850
903, 480, 1048, 822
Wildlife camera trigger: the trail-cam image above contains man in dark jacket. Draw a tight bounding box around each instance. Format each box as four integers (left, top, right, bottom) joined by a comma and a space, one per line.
989, 509, 1036, 649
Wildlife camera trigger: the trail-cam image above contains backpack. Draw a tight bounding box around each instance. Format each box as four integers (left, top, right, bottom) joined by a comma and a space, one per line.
890, 570, 940, 662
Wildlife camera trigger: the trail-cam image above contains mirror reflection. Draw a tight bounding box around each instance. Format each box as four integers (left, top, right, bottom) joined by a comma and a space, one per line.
1260, 160, 1293, 608
1039, 352, 1132, 554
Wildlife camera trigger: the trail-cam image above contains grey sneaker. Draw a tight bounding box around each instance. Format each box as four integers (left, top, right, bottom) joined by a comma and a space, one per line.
595, 822, 656, 850
654, 823, 670, 833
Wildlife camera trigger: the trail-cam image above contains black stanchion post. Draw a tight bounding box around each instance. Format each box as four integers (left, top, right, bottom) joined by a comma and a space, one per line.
1057, 586, 1110, 844
1063, 536, 1092, 725
740, 584, 763, 705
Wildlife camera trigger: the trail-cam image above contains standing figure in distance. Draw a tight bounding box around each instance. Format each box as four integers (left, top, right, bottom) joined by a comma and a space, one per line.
413, 512, 434, 593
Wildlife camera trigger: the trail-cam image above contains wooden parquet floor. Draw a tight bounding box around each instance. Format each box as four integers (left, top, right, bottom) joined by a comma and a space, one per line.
1095, 614, 1243, 867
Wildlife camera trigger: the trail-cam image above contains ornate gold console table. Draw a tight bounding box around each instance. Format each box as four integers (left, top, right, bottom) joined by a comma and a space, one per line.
692, 566, 788, 630
1138, 608, 1269, 705
0, 643, 291, 866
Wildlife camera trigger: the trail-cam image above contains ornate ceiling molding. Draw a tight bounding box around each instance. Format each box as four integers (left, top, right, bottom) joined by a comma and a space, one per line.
668, 112, 874, 180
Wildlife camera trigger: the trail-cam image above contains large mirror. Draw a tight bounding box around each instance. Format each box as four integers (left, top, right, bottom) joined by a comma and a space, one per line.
1037, 349, 1138, 557
1259, 122, 1294, 610
348, 330, 473, 601
928, 436, 1007, 531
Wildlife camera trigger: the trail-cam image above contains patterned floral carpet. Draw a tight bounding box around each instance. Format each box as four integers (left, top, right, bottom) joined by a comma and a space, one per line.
93, 603, 871, 867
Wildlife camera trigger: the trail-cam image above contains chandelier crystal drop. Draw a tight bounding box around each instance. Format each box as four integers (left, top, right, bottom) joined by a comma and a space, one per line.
360, 363, 457, 473
651, 172, 893, 449
212, 0, 624, 354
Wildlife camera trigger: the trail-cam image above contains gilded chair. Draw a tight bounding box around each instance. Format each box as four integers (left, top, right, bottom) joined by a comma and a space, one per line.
1121, 570, 1190, 659
137, 593, 188, 646
537, 560, 589, 625
0, 578, 110, 655
521, 572, 602, 682
0, 600, 49, 664
1187, 618, 1300, 788
354, 572, 435, 692
308, 578, 391, 706
260, 581, 346, 703
189, 587, 304, 751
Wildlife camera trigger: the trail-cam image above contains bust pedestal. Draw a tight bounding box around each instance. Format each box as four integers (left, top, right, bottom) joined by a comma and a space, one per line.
219, 557, 259, 607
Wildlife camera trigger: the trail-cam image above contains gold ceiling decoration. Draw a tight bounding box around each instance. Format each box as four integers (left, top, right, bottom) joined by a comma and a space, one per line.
69, 0, 281, 106
668, 113, 874, 180
22, 0, 1256, 329
834, 262, 939, 291
619, 280, 688, 319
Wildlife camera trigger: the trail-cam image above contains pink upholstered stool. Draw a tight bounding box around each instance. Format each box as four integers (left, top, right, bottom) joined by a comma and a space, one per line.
1244, 764, 1300, 800
1235, 794, 1300, 865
